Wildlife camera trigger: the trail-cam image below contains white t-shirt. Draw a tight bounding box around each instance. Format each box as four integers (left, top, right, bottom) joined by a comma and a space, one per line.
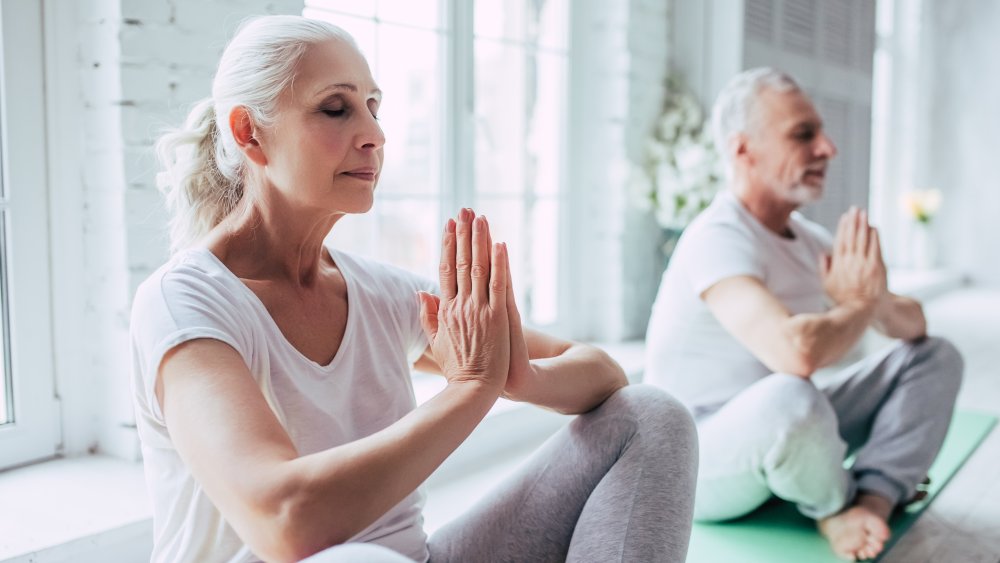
130, 246, 437, 563
644, 190, 833, 416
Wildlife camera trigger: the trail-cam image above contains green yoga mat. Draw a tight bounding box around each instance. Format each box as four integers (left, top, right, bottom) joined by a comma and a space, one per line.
686, 410, 997, 562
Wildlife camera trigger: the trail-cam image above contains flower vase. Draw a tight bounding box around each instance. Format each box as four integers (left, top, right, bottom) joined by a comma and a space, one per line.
912, 223, 936, 270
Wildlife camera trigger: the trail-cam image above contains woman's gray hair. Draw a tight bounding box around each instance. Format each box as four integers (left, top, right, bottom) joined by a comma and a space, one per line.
155, 15, 356, 254
710, 67, 801, 174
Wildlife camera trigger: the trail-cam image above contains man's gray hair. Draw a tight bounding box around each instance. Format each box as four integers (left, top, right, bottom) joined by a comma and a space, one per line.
710, 67, 801, 173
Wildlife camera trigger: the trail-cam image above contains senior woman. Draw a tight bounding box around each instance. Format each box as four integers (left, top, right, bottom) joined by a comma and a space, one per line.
130, 15, 696, 563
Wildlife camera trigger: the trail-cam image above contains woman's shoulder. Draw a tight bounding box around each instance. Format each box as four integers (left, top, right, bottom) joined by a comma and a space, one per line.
133, 247, 250, 320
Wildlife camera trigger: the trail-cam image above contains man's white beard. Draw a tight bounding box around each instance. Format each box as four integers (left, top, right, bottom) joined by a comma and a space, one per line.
786, 182, 823, 205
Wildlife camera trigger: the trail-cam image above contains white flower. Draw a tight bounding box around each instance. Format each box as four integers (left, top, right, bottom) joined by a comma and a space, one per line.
634, 75, 722, 234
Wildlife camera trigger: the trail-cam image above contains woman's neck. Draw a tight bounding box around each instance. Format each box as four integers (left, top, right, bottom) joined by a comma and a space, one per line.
207, 200, 342, 287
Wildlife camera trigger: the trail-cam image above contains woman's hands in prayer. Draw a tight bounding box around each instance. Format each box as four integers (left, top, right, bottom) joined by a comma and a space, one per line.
418, 208, 512, 395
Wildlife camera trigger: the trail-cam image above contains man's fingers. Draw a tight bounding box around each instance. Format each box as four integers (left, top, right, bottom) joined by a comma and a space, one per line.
439, 219, 457, 300
489, 242, 508, 309
471, 215, 491, 304
818, 253, 832, 277
836, 211, 851, 256
856, 209, 870, 254
869, 227, 882, 259
455, 208, 474, 297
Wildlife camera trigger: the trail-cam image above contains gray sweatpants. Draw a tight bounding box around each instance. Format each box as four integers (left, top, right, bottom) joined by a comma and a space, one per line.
305, 384, 698, 562
694, 336, 963, 522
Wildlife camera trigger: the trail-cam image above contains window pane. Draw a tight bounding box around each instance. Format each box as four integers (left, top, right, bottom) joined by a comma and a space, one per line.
304, 10, 377, 59
377, 0, 442, 30
475, 0, 526, 42
475, 0, 567, 50
328, 196, 440, 281
375, 25, 443, 198
475, 42, 565, 198
303, 0, 375, 19
474, 39, 527, 197
475, 196, 559, 328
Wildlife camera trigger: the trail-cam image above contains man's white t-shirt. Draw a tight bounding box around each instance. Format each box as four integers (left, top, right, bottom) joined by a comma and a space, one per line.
130, 246, 437, 563
644, 190, 833, 416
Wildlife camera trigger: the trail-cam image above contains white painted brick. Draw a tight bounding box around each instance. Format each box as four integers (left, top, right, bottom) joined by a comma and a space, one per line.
121, 103, 174, 146
123, 145, 159, 188
170, 67, 215, 108
120, 64, 173, 104
78, 21, 121, 67
173, 1, 265, 37
120, 0, 174, 25
119, 24, 219, 69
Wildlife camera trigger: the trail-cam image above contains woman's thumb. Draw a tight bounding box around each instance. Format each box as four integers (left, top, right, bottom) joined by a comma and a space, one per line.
417, 291, 440, 341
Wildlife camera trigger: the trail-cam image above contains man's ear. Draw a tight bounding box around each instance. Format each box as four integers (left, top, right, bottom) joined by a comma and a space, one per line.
229, 106, 267, 166
732, 132, 752, 166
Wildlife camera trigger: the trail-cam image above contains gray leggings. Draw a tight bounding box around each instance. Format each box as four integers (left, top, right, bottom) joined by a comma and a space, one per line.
306, 385, 698, 562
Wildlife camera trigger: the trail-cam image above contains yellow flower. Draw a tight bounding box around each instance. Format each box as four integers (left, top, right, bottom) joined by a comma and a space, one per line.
900, 189, 942, 224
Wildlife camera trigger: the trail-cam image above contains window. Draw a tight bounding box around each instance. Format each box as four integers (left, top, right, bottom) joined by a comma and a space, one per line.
305, 0, 569, 332
0, 0, 60, 468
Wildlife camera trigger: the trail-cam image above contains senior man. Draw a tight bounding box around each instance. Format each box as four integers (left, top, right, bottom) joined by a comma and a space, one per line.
644, 67, 963, 561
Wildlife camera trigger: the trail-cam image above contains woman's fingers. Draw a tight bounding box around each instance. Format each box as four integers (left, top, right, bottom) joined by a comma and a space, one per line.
489, 242, 508, 310
504, 245, 521, 326
455, 208, 474, 297
471, 215, 491, 304
439, 219, 457, 300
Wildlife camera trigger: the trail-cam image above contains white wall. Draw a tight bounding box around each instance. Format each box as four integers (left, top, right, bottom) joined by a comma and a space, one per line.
920, 1, 1000, 283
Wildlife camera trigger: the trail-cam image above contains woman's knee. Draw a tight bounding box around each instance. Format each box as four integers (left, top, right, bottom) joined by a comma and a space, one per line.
602, 384, 697, 448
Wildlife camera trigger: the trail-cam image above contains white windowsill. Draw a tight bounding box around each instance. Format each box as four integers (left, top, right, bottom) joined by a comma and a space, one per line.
0, 342, 646, 562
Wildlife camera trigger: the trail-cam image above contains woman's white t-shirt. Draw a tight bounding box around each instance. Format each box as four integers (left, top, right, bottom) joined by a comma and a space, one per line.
130, 246, 437, 563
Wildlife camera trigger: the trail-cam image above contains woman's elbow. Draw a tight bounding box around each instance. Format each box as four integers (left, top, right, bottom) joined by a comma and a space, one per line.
240, 483, 354, 562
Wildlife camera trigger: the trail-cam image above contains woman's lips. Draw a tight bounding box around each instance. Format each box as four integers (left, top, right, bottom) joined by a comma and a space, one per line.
343, 170, 377, 181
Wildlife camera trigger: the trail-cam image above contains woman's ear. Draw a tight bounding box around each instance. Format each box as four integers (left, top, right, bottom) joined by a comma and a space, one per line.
229, 106, 267, 166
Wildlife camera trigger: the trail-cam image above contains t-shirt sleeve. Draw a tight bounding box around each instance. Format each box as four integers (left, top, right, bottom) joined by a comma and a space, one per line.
681, 221, 766, 297
130, 268, 251, 426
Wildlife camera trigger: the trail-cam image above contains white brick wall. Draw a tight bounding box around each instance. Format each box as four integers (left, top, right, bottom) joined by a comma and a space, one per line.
62, 0, 671, 455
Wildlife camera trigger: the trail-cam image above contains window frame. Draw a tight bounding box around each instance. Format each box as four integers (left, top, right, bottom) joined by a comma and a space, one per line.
0, 0, 61, 469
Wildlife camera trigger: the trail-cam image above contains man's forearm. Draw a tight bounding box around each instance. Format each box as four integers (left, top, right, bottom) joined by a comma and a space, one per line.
873, 294, 927, 341
784, 300, 877, 375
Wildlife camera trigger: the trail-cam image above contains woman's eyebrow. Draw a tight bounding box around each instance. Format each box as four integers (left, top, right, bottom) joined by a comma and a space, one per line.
316, 83, 382, 100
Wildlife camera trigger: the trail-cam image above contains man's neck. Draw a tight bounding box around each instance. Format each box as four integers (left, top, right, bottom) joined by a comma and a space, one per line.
730, 182, 797, 236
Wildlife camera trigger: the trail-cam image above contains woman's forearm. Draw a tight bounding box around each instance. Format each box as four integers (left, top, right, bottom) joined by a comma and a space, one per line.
521, 344, 627, 415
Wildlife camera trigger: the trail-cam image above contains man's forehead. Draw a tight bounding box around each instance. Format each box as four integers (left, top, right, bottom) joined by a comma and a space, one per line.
757, 88, 821, 128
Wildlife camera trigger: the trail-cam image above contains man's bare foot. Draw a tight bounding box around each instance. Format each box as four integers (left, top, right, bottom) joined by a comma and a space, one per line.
818, 492, 893, 561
